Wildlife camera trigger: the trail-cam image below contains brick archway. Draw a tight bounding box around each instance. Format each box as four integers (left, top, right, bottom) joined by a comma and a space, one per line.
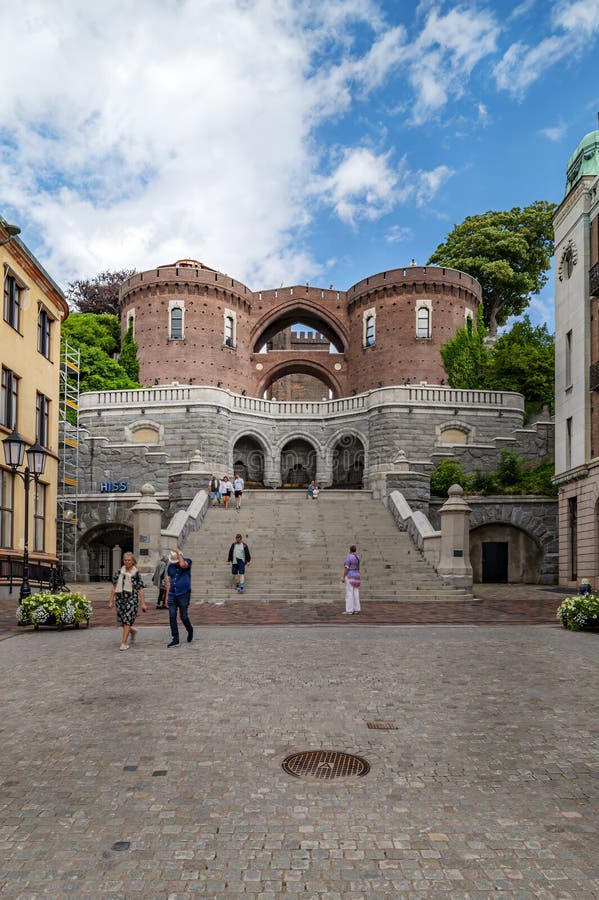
255, 357, 345, 398
250, 300, 349, 353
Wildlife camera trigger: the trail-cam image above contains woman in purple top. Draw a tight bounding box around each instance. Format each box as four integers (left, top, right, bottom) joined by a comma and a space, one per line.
342, 544, 361, 615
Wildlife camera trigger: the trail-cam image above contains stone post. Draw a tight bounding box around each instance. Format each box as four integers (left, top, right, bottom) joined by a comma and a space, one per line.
436, 483, 473, 589
112, 544, 122, 573
130, 483, 164, 577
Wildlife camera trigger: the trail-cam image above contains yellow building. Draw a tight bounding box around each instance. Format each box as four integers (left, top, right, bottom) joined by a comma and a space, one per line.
1, 215, 68, 594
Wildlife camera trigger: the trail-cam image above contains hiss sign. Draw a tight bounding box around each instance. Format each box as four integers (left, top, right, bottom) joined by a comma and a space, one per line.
100, 481, 129, 493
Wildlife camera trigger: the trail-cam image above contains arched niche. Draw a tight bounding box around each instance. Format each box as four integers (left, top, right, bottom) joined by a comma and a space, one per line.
331, 434, 365, 488
232, 435, 266, 485
280, 437, 317, 487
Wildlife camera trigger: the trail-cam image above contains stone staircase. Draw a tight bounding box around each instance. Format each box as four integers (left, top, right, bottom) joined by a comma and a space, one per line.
184, 490, 472, 602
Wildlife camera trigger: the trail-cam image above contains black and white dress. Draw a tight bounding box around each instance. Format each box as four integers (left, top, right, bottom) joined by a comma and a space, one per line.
112, 569, 145, 625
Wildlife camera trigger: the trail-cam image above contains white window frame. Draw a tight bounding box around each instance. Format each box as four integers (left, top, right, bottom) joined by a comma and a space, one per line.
168, 300, 185, 340
363, 307, 376, 347
224, 308, 237, 349
416, 301, 432, 339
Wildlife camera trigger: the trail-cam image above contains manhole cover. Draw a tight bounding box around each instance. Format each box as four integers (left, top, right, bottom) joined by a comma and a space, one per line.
282, 750, 370, 779
366, 720, 399, 730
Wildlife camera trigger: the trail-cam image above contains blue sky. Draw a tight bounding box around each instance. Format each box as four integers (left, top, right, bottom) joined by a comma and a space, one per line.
1, 0, 598, 332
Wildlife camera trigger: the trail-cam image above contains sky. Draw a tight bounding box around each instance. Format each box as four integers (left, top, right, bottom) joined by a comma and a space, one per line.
1, 0, 598, 332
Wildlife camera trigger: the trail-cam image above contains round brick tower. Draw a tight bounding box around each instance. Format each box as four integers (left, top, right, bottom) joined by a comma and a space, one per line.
345, 266, 481, 393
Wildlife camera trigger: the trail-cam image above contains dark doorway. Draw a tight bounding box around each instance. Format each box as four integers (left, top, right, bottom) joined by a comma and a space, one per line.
280, 438, 316, 487
482, 542, 508, 583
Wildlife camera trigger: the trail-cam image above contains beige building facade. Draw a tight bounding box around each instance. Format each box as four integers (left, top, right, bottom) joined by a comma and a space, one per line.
0, 216, 68, 590
554, 130, 599, 588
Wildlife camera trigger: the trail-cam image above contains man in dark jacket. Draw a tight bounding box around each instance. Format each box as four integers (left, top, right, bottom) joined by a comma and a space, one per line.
166, 547, 193, 646
227, 533, 251, 593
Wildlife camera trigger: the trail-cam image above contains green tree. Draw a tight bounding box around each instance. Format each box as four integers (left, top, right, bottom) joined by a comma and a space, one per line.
430, 458, 470, 497
428, 201, 556, 336
61, 313, 141, 395
66, 269, 135, 315
119, 324, 140, 383
486, 315, 554, 413
440, 306, 489, 389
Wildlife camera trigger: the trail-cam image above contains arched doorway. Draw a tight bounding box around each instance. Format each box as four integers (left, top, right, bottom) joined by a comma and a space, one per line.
331, 435, 365, 488
232, 436, 265, 485
280, 438, 317, 487
470, 524, 542, 583
80, 523, 133, 581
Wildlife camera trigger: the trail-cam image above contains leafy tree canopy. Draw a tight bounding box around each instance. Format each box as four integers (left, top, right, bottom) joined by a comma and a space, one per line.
61, 313, 141, 394
486, 315, 554, 411
65, 269, 135, 315
427, 201, 556, 336
440, 306, 489, 390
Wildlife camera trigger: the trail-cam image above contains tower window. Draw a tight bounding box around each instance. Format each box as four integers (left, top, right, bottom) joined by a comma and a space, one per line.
169, 306, 183, 339
417, 306, 431, 339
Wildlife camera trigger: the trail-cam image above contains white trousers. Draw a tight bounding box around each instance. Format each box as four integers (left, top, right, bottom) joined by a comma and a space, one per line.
345, 579, 361, 612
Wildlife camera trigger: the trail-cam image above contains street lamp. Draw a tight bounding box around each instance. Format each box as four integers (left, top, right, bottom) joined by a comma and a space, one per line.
0, 222, 21, 247
2, 429, 48, 601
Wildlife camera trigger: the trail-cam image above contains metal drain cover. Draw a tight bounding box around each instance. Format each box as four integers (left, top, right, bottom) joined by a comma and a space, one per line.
282, 750, 370, 779
366, 720, 399, 730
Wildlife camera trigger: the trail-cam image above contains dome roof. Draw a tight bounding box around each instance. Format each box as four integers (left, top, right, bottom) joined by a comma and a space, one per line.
565, 130, 599, 194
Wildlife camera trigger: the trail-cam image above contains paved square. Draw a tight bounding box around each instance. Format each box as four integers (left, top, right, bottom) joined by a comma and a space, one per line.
1, 624, 598, 897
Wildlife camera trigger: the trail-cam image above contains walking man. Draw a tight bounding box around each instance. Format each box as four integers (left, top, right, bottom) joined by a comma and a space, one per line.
233, 472, 245, 510
228, 533, 251, 593
208, 474, 221, 507
166, 547, 194, 646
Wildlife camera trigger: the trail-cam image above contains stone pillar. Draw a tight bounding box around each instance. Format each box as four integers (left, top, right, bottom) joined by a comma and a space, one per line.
437, 483, 473, 589
112, 544, 122, 573
130, 483, 164, 576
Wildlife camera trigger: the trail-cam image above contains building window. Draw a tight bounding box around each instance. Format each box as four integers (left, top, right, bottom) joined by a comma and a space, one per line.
169, 306, 183, 339
127, 308, 136, 338
565, 330, 572, 388
1, 367, 19, 430
36, 392, 51, 448
363, 307, 376, 347
0, 469, 13, 548
568, 496, 577, 581
417, 306, 431, 339
37, 308, 52, 359
3, 272, 22, 331
34, 482, 46, 552
566, 416, 572, 470
224, 308, 237, 348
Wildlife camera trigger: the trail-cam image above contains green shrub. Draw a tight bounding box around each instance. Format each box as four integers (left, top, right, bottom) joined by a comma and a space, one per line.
557, 594, 599, 630
430, 458, 469, 497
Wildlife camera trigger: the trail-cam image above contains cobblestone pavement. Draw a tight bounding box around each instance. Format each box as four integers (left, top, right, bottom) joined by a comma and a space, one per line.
0, 583, 566, 637
1, 623, 598, 898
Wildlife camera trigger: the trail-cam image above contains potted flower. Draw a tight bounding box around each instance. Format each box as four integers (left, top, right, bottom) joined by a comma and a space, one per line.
556, 594, 599, 631
17, 592, 93, 629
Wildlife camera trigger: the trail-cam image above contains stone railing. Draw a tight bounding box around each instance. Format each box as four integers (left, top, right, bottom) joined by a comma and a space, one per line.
388, 490, 441, 569
80, 384, 524, 416
161, 490, 209, 549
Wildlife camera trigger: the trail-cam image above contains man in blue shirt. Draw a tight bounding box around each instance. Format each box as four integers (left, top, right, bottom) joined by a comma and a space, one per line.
166, 547, 193, 647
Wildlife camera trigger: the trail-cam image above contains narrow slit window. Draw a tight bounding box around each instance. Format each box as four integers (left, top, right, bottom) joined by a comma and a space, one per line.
170, 307, 183, 339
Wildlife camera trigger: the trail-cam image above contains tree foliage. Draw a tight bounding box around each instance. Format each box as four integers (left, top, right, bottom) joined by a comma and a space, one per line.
430, 450, 556, 497
441, 312, 554, 414
486, 316, 554, 412
119, 324, 140, 383
440, 306, 489, 390
428, 201, 556, 336
61, 313, 141, 394
65, 269, 135, 315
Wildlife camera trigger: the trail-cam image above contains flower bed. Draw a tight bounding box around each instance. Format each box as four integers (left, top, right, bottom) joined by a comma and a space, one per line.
17, 592, 93, 629
556, 594, 599, 631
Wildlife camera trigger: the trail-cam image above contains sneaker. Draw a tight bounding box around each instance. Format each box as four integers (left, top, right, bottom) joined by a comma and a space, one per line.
238, 585, 244, 593
167, 640, 180, 648
119, 643, 129, 650
187, 627, 194, 643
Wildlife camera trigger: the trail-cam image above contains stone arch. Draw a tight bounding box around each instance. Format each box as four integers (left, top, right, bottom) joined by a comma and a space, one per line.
231, 432, 268, 485
436, 420, 473, 445
279, 435, 319, 487
330, 433, 366, 488
256, 359, 344, 398
468, 503, 555, 583
251, 300, 349, 353
79, 521, 134, 582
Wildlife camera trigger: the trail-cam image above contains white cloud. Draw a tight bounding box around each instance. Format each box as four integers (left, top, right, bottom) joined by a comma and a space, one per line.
321, 149, 455, 223
494, 0, 599, 96
407, 5, 499, 123
386, 224, 413, 244
540, 123, 567, 141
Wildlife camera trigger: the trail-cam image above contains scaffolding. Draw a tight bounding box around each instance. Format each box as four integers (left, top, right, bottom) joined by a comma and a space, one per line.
58, 342, 81, 580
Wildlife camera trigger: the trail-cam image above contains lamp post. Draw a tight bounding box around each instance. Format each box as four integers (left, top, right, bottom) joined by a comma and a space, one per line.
2, 429, 48, 601
0, 222, 21, 247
